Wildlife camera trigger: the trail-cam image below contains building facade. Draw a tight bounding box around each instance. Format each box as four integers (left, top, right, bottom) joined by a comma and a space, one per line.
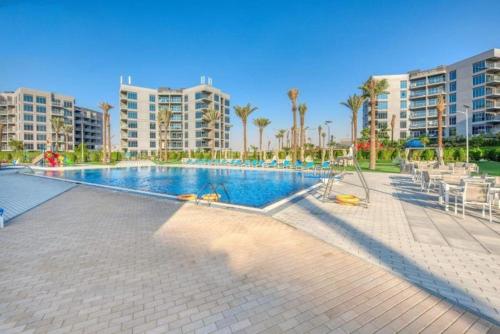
74, 106, 103, 150
363, 48, 500, 140
119, 82, 231, 157
0, 88, 75, 151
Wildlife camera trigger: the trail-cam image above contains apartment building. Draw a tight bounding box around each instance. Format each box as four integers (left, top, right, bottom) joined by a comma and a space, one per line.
0, 88, 75, 151
74, 106, 103, 150
119, 81, 231, 157
363, 48, 500, 140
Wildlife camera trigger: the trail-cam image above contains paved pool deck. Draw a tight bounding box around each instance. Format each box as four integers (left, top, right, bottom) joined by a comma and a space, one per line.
272, 172, 500, 325
1, 178, 498, 333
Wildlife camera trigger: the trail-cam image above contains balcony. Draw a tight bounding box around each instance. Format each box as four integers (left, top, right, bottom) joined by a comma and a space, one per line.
410, 112, 426, 119
410, 81, 426, 88
427, 120, 438, 127
486, 61, 500, 73
410, 101, 426, 109
409, 122, 426, 129
486, 100, 500, 111
409, 90, 426, 99
427, 88, 445, 96
485, 87, 500, 98
486, 74, 500, 85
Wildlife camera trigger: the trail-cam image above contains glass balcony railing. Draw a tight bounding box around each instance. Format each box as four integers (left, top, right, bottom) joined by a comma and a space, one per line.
486, 75, 500, 83
410, 81, 426, 88
410, 90, 426, 97
486, 101, 500, 109
486, 88, 500, 96
410, 122, 426, 128
410, 112, 426, 118
428, 76, 446, 84
428, 120, 438, 127
427, 88, 445, 95
486, 62, 500, 70
410, 101, 426, 108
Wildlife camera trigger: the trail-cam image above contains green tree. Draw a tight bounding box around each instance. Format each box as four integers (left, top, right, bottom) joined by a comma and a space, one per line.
63, 125, 73, 152
253, 117, 271, 160
287, 88, 299, 162
158, 107, 173, 161
234, 103, 258, 160
298, 103, 308, 161
340, 94, 364, 148
360, 76, 389, 170
203, 108, 221, 159
9, 139, 23, 151
50, 116, 64, 152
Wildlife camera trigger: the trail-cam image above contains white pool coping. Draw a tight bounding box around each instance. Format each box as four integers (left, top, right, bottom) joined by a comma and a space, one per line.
26, 168, 322, 213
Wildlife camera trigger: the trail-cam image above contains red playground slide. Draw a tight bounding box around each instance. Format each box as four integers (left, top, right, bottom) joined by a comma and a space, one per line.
44, 151, 61, 167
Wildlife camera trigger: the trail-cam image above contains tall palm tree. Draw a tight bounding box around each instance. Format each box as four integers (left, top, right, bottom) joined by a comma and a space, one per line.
436, 94, 445, 165
390, 114, 396, 143
322, 132, 327, 148
298, 103, 308, 161
50, 116, 64, 152
0, 123, 4, 152
287, 88, 299, 162
63, 125, 73, 151
158, 107, 173, 161
99, 102, 113, 163
340, 94, 363, 148
360, 77, 389, 170
234, 103, 258, 160
253, 118, 271, 160
8, 139, 23, 151
203, 108, 221, 159
275, 133, 281, 151
317, 125, 322, 149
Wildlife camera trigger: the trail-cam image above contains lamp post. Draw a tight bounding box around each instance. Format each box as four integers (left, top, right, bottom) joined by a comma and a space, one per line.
81, 115, 84, 163
324, 120, 332, 146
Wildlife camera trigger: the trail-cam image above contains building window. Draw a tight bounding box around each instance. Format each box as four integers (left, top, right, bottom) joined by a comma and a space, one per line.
149, 122, 156, 130
128, 121, 137, 128
24, 133, 34, 140
24, 124, 34, 131
63, 101, 73, 108
377, 93, 389, 100
448, 93, 456, 103
37, 144, 46, 150
400, 80, 407, 89
24, 104, 33, 112
377, 101, 388, 110
36, 125, 46, 131
449, 81, 456, 92
36, 105, 46, 113
24, 113, 34, 121
400, 91, 407, 99
36, 134, 46, 141
473, 73, 485, 85
36, 115, 46, 122
400, 101, 407, 110
399, 131, 407, 139
24, 143, 34, 150
127, 111, 138, 119
472, 86, 485, 98
449, 70, 456, 81
149, 104, 155, 111
400, 111, 407, 118
150, 141, 156, 148
449, 116, 456, 125
127, 92, 137, 100
472, 112, 485, 122
150, 132, 156, 139
23, 94, 33, 102
36, 96, 46, 104
128, 141, 138, 147
449, 127, 456, 136
128, 131, 137, 138
400, 121, 407, 128
472, 98, 485, 110
127, 101, 137, 110
149, 113, 156, 121
472, 60, 486, 73
448, 104, 456, 114
149, 94, 156, 102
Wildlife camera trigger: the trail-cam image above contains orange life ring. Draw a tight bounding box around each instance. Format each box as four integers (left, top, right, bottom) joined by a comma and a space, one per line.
177, 194, 197, 201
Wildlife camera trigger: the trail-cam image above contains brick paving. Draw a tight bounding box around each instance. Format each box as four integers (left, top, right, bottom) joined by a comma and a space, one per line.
273, 172, 500, 325
0, 182, 498, 333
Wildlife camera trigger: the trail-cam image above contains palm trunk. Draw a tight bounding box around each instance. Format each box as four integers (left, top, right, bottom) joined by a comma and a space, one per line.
353, 114, 358, 147
242, 120, 247, 160
437, 106, 443, 165
292, 104, 297, 163
212, 124, 216, 159
391, 128, 394, 143
369, 97, 377, 170
259, 128, 263, 160
102, 117, 106, 163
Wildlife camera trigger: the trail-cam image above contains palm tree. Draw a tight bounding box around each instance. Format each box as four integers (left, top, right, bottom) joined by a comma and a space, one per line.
321, 132, 326, 148
0, 123, 4, 152
9, 139, 23, 151
436, 94, 445, 165
253, 118, 271, 160
234, 103, 258, 160
298, 103, 308, 161
317, 125, 322, 149
99, 102, 113, 163
63, 125, 73, 151
390, 114, 396, 143
158, 107, 173, 161
203, 108, 221, 159
360, 77, 389, 170
287, 88, 299, 162
50, 116, 64, 152
340, 94, 363, 148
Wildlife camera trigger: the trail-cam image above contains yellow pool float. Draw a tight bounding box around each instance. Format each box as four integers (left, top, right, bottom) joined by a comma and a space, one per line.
335, 194, 360, 206
201, 193, 220, 202
177, 194, 197, 201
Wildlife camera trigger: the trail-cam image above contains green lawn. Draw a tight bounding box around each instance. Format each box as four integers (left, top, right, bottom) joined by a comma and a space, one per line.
477, 161, 500, 176
344, 160, 401, 173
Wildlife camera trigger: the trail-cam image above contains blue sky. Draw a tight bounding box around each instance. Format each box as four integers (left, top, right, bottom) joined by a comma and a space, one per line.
1, 0, 499, 149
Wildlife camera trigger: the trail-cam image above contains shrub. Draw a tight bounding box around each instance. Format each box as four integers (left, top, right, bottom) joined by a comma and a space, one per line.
421, 149, 435, 161
453, 147, 466, 162
469, 147, 483, 161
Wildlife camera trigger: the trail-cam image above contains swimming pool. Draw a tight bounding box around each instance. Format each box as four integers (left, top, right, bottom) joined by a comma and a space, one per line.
38, 167, 319, 208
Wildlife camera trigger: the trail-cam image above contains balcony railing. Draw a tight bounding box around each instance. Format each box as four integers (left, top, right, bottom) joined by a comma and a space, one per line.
486, 88, 500, 96
486, 62, 500, 70
410, 101, 426, 108
410, 90, 426, 97
486, 75, 500, 83
410, 112, 426, 118
410, 122, 426, 129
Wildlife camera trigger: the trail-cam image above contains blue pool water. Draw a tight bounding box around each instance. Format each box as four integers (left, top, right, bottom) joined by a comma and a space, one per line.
40, 167, 319, 208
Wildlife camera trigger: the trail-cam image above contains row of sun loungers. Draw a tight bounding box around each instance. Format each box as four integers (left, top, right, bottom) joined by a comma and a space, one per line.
182, 159, 331, 170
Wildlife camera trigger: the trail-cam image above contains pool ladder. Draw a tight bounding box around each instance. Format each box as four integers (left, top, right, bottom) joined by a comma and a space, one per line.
196, 182, 231, 205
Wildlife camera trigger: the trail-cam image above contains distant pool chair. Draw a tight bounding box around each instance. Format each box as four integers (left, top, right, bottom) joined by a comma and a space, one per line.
266, 160, 277, 168
283, 160, 292, 169
304, 161, 315, 170
455, 181, 493, 223
294, 161, 304, 169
